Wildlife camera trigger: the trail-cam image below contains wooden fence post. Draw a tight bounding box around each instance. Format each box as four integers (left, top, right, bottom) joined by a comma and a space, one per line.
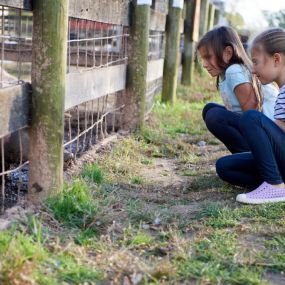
195, 0, 209, 75
181, 0, 200, 86
199, 0, 209, 35
126, 0, 151, 130
161, 0, 183, 104
207, 3, 215, 31
214, 7, 220, 26
28, 0, 69, 202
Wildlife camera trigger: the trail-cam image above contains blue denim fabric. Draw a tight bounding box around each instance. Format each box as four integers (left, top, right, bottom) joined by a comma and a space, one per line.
202, 103, 249, 153
216, 110, 285, 188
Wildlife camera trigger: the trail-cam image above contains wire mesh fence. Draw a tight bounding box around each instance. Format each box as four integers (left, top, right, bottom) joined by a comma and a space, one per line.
146, 28, 165, 116
67, 18, 129, 72
63, 92, 125, 166
148, 30, 164, 61
0, 8, 131, 210
0, 6, 32, 211
0, 1, 169, 210
0, 6, 32, 86
64, 17, 129, 166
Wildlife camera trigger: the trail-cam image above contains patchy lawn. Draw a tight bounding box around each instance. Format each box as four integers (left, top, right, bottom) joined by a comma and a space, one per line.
1, 75, 285, 285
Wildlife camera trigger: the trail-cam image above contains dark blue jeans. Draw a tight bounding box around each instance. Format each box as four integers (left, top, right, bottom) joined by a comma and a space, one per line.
202, 103, 249, 153
216, 110, 285, 189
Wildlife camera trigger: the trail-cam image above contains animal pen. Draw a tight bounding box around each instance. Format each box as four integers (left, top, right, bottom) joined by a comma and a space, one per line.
0, 0, 218, 211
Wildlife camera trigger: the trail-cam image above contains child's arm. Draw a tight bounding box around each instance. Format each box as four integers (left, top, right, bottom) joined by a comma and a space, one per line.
275, 120, 285, 133
234, 83, 258, 111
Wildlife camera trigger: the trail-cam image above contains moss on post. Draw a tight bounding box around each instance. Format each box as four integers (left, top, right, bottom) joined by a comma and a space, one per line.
199, 0, 209, 35
182, 0, 200, 86
195, 0, 209, 75
28, 0, 68, 202
214, 8, 220, 26
162, 0, 183, 104
127, 1, 150, 130
207, 3, 215, 31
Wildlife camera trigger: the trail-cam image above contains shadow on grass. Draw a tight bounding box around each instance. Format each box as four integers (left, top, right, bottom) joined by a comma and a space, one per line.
186, 174, 225, 192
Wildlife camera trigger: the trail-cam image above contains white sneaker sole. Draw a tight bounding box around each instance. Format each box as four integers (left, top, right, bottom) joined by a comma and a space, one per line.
236, 194, 285, 204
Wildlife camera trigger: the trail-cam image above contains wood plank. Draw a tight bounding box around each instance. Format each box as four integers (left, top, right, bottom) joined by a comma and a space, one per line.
150, 9, 166, 31
65, 64, 126, 110
0, 83, 31, 137
69, 0, 130, 25
0, 0, 32, 10
147, 58, 164, 83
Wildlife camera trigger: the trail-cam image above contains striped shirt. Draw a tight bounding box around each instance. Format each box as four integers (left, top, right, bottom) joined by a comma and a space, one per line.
274, 85, 285, 122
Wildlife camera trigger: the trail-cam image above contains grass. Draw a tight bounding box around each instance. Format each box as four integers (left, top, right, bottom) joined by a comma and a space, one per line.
82, 163, 104, 184
1, 74, 285, 284
46, 179, 98, 229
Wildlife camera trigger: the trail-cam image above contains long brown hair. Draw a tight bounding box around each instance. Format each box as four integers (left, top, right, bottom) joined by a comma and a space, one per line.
197, 26, 262, 110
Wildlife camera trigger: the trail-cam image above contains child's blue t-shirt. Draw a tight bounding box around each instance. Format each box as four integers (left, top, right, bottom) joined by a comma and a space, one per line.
218, 64, 251, 113
218, 63, 278, 120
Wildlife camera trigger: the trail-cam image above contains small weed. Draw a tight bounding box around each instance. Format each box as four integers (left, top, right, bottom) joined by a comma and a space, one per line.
26, 216, 46, 244
130, 232, 154, 247
82, 163, 104, 184
126, 199, 153, 223
131, 175, 145, 185
46, 179, 98, 229
141, 157, 154, 165
74, 228, 98, 246
56, 254, 103, 284
180, 169, 198, 176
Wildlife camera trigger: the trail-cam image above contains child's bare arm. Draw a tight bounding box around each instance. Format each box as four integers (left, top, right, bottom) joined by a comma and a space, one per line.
234, 83, 258, 111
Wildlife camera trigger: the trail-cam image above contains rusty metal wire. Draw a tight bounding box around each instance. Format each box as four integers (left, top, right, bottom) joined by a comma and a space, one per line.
63, 92, 125, 163
0, 129, 29, 212
67, 18, 129, 73
0, 6, 31, 211
64, 17, 128, 163
0, 6, 32, 87
148, 30, 165, 61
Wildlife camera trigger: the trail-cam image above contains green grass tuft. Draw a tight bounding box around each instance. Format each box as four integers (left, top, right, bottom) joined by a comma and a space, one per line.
46, 179, 98, 229
82, 163, 104, 184
131, 175, 145, 185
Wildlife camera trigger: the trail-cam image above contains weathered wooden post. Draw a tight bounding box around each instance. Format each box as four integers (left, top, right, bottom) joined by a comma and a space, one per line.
181, 0, 200, 86
161, 0, 183, 104
207, 3, 215, 31
214, 7, 220, 26
28, 0, 69, 201
195, 0, 209, 75
126, 0, 151, 130
199, 0, 209, 35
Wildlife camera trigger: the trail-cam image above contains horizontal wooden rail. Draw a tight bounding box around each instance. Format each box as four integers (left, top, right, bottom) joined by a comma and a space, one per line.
147, 59, 164, 83
0, 0, 168, 33
0, 83, 31, 137
69, 0, 130, 26
65, 64, 126, 110
150, 9, 166, 31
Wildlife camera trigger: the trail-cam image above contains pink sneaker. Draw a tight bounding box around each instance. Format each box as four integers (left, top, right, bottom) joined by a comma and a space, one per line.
236, 182, 285, 204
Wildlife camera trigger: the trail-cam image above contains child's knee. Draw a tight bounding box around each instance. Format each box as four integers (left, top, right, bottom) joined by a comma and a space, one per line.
202, 103, 218, 121
204, 107, 225, 130
216, 156, 228, 179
